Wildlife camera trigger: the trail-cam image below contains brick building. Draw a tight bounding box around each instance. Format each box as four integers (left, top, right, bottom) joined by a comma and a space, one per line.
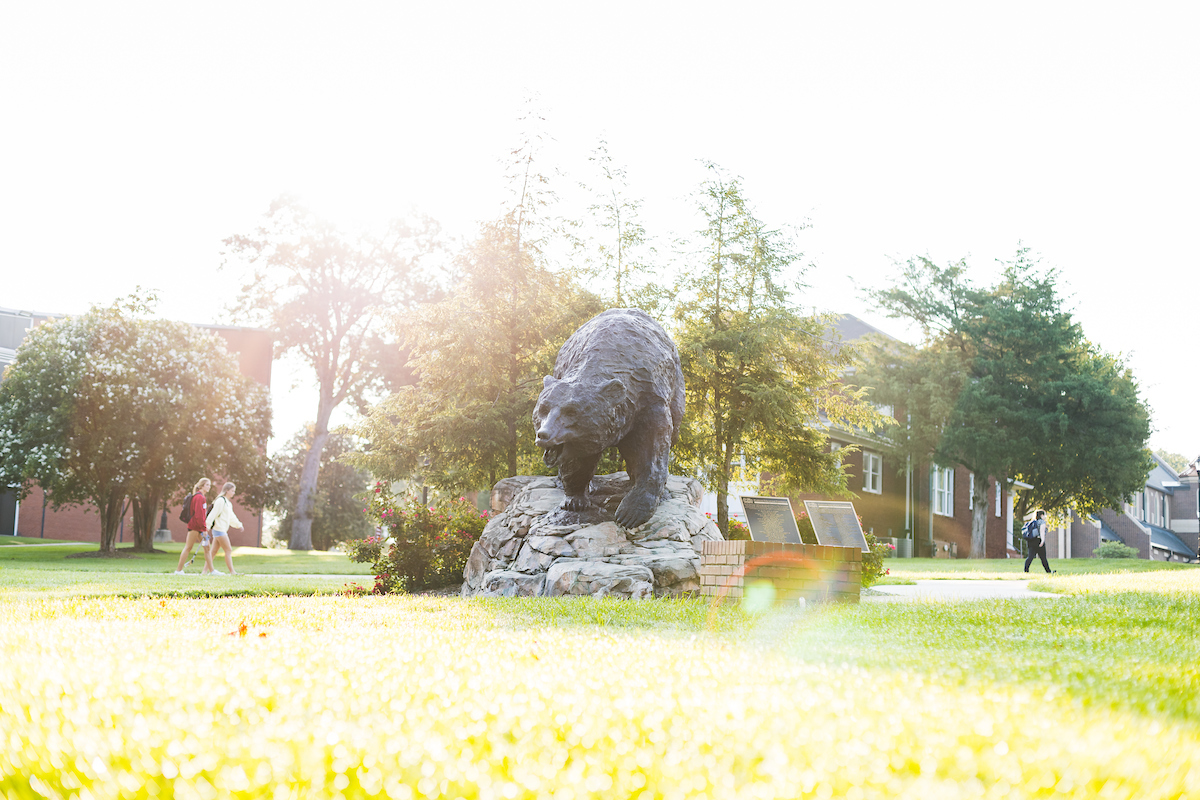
714, 314, 1019, 559
1050, 453, 1198, 563
0, 305, 272, 546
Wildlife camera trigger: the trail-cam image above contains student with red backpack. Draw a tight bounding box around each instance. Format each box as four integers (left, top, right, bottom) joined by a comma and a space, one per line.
173, 478, 216, 575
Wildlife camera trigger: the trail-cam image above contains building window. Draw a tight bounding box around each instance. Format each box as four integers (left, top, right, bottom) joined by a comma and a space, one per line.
933, 466, 954, 516
969, 474, 974, 510
863, 452, 882, 494
995, 481, 1002, 517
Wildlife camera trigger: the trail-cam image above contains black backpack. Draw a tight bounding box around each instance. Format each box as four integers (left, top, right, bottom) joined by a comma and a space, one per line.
179, 493, 196, 523
1021, 519, 1040, 540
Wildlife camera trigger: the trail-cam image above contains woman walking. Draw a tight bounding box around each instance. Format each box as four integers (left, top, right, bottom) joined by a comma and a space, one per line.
173, 478, 214, 575
206, 482, 244, 576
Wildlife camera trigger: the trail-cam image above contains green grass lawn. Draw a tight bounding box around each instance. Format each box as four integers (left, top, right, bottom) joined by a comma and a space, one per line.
0, 540, 372, 575
0, 534, 76, 545
2, 562, 1198, 798
878, 555, 1195, 583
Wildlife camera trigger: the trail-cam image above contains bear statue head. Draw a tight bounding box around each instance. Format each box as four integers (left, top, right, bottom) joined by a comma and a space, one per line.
533, 375, 627, 467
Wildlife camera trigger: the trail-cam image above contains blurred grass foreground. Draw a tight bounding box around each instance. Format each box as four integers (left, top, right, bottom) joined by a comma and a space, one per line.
1, 564, 1199, 798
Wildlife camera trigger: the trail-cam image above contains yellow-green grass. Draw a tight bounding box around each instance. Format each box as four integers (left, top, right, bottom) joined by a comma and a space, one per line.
0, 568, 369, 600
3, 571, 1199, 798
0, 542, 372, 575
0, 534, 75, 545
879, 556, 1193, 583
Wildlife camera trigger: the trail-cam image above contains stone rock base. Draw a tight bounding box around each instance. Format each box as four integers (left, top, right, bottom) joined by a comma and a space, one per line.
462, 473, 723, 599
153, 528, 174, 544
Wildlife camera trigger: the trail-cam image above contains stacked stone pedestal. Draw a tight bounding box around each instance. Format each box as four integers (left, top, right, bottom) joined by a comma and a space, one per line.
699, 541, 861, 604
462, 473, 723, 598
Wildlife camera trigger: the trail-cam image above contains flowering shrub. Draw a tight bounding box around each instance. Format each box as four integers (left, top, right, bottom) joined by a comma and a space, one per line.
706, 513, 752, 540
881, 542, 898, 558
345, 484, 490, 593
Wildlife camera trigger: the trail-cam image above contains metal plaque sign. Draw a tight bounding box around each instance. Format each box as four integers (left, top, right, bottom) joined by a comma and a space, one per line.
739, 496, 803, 544
803, 500, 869, 553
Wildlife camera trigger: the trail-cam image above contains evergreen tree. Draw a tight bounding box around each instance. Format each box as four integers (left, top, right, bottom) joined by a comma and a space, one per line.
673, 164, 884, 535
865, 249, 1152, 555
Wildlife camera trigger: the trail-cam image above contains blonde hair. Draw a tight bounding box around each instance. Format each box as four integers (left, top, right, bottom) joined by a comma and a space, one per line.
220, 482, 236, 495
193, 477, 212, 493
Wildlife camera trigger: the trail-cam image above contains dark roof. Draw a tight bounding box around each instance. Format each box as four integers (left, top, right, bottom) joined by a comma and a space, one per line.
831, 314, 898, 343
1146, 524, 1196, 559
1098, 520, 1124, 544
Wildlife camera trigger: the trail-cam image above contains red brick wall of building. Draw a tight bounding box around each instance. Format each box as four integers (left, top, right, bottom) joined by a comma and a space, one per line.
16, 485, 264, 547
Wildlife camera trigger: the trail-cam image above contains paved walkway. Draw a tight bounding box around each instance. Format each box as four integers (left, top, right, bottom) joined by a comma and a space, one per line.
866, 579, 1060, 602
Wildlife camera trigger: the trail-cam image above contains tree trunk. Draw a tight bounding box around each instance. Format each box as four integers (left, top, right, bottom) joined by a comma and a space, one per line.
969, 471, 989, 558
291, 400, 333, 551
97, 490, 124, 554
129, 492, 162, 552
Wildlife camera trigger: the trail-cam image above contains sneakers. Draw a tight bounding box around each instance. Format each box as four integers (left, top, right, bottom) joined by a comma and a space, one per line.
211, 569, 225, 576
172, 570, 186, 576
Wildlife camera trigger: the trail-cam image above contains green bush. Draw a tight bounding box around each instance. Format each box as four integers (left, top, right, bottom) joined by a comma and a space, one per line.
1094, 540, 1139, 559
346, 484, 490, 593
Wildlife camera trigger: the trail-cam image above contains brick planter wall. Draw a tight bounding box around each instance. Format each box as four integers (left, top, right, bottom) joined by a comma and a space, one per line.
699, 541, 861, 604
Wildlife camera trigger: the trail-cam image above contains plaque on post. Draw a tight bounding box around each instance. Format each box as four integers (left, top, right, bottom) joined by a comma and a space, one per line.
802, 500, 869, 553
739, 496, 803, 544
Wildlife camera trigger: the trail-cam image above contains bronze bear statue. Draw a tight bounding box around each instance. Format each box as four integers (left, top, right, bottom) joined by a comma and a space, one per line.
533, 308, 685, 528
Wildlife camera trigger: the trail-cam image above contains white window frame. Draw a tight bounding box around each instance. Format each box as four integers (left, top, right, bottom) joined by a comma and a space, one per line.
995, 481, 1002, 517
863, 452, 882, 494
933, 466, 954, 517
969, 474, 974, 510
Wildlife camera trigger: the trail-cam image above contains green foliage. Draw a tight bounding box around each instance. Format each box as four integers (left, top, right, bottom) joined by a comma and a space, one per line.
864, 249, 1153, 550
715, 515, 751, 540
346, 483, 490, 592
271, 428, 374, 551
350, 219, 605, 493
1154, 450, 1190, 474
0, 299, 270, 553
860, 531, 889, 588
1094, 541, 1139, 559
673, 164, 885, 535
571, 139, 665, 314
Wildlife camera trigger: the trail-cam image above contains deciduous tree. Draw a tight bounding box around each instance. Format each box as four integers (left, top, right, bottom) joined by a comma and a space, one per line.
224, 197, 441, 549
271, 427, 373, 551
0, 299, 270, 554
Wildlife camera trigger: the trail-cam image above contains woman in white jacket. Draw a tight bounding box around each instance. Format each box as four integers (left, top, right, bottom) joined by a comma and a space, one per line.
205, 482, 245, 576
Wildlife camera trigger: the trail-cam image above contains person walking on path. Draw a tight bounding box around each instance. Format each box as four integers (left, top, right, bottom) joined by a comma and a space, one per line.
206, 482, 244, 576
174, 478, 215, 575
1023, 509, 1056, 574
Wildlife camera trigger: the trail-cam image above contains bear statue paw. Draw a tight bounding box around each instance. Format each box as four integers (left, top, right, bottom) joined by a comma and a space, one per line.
561, 494, 591, 512
614, 490, 656, 529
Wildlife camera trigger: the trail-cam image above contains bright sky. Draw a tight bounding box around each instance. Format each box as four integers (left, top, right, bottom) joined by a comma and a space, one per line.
2, 2, 1197, 460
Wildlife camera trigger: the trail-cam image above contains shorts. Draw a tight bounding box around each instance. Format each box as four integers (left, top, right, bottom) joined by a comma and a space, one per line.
212, 530, 229, 538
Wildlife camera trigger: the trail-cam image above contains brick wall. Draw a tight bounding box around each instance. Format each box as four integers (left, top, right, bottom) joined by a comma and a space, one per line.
1069, 514, 1103, 559
699, 541, 861, 604
1098, 509, 1151, 559
16, 485, 263, 547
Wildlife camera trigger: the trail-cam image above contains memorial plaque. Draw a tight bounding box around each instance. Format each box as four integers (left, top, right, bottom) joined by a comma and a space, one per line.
803, 500, 869, 552
739, 496, 803, 544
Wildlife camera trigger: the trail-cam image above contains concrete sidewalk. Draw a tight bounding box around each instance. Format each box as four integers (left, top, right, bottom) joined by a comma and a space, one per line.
866, 579, 1060, 602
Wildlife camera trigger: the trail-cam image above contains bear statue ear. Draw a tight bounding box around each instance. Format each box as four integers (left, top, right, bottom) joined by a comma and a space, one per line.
599, 378, 625, 402
543, 375, 558, 390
